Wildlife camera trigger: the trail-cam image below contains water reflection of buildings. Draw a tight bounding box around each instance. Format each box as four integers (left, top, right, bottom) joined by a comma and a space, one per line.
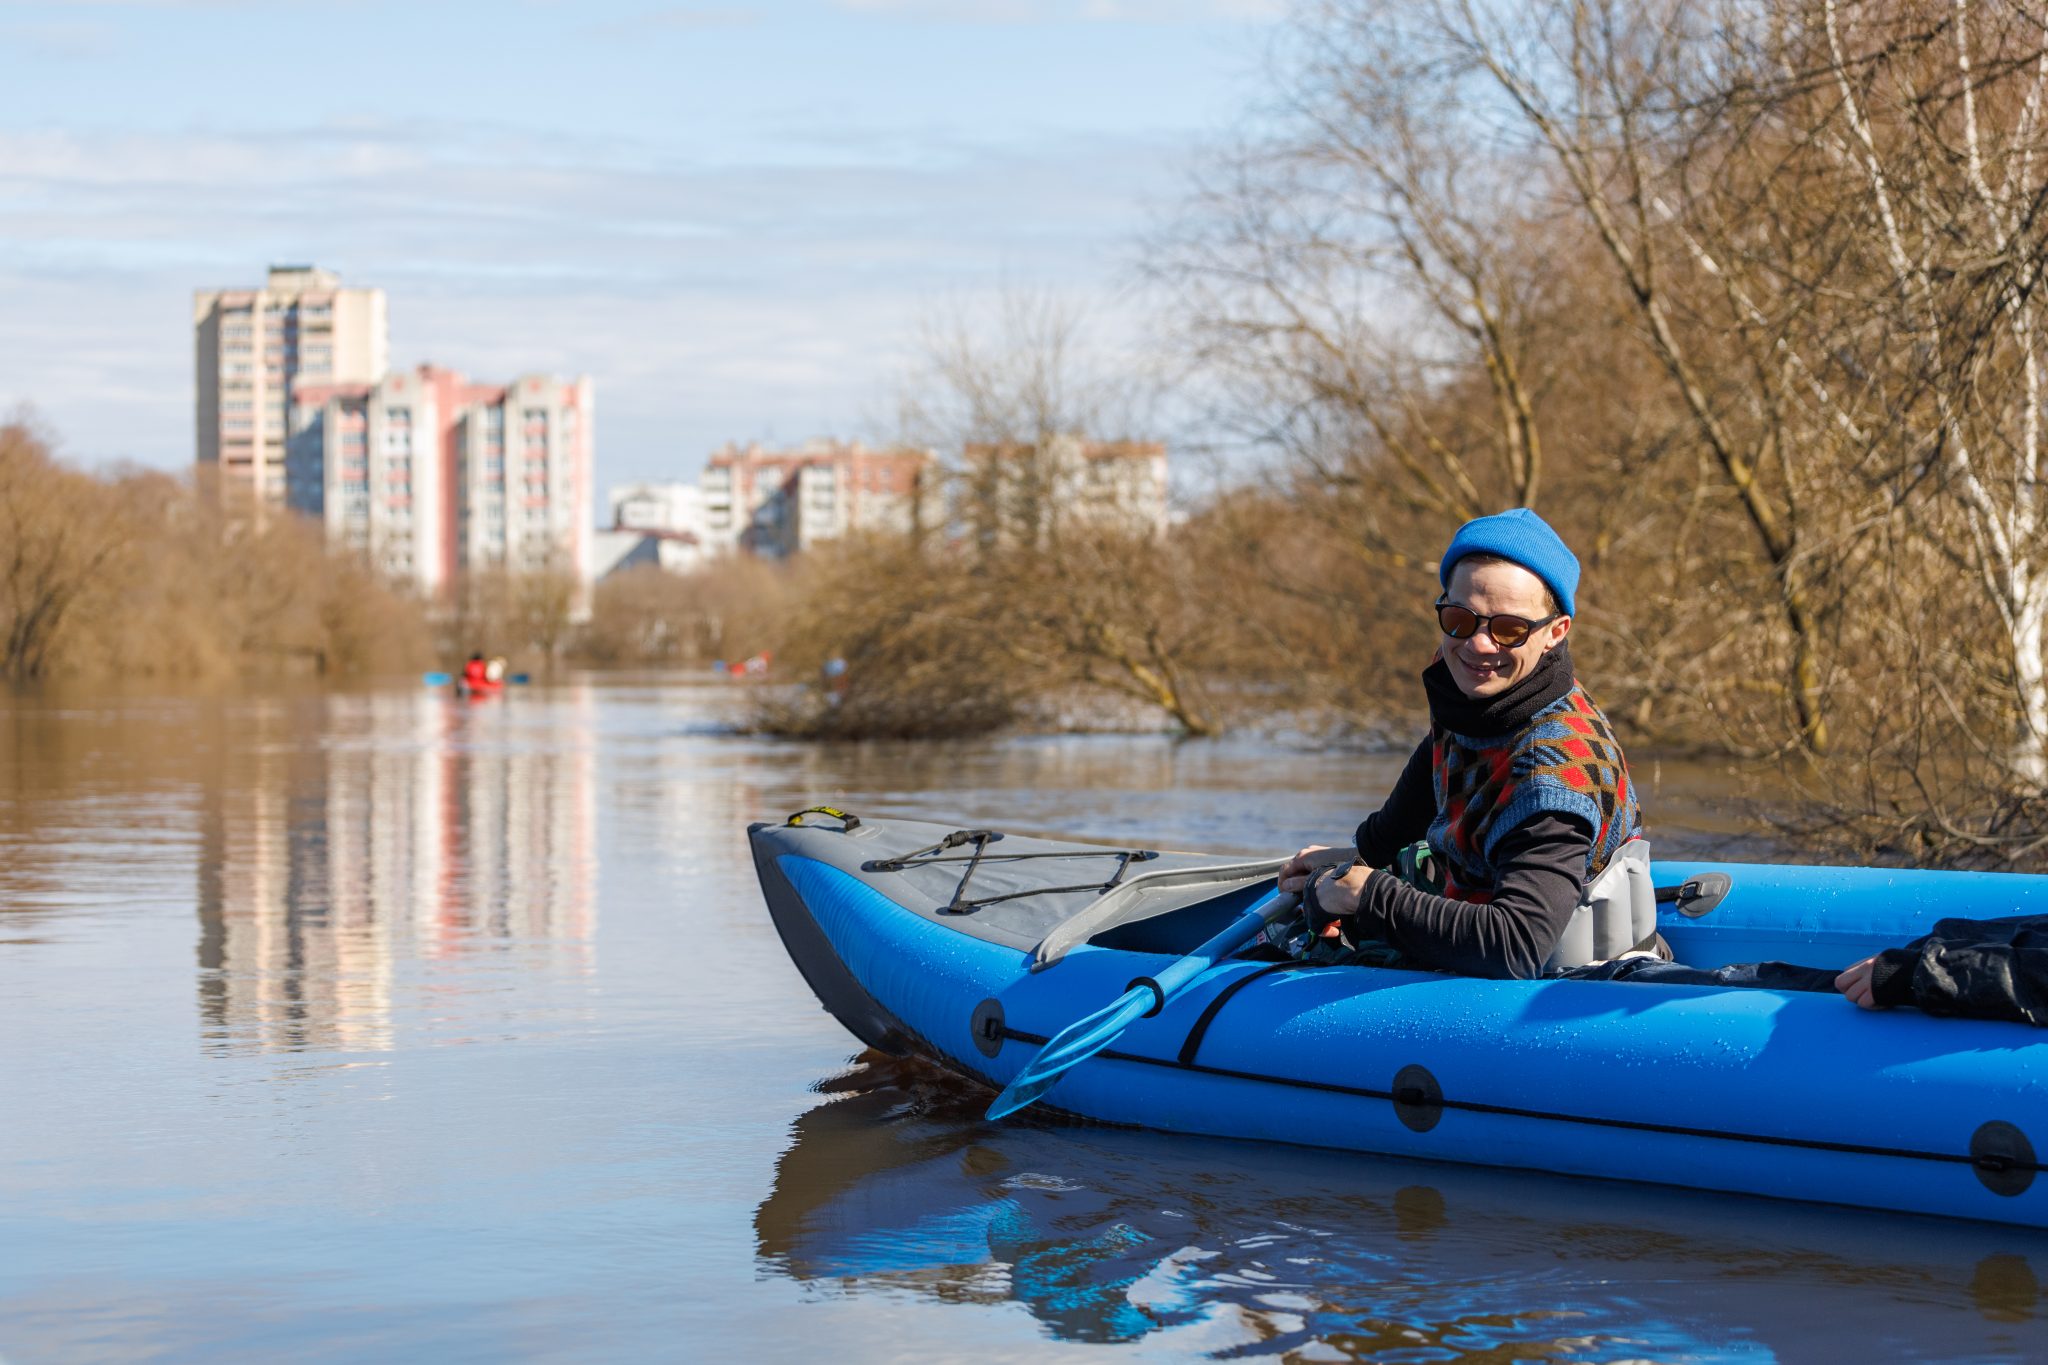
197, 692, 596, 1053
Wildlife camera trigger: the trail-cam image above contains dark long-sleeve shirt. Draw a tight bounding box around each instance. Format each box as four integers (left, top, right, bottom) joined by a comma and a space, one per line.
1346, 736, 1594, 980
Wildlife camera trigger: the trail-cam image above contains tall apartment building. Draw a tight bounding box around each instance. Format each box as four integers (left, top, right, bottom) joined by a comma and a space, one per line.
458, 373, 595, 583
701, 438, 934, 557
290, 365, 592, 593
195, 265, 388, 508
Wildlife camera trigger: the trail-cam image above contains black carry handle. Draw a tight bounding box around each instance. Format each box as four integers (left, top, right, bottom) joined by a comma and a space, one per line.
1654, 872, 1731, 918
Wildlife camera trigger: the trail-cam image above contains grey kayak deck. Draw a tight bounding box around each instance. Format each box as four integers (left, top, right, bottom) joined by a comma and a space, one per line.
756, 813, 1286, 961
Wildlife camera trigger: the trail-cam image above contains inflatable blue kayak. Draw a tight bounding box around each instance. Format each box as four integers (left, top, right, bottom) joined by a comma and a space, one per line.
750, 813, 2048, 1228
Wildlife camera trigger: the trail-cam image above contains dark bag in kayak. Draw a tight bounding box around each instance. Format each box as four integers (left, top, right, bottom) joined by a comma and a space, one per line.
1865, 915, 2048, 1026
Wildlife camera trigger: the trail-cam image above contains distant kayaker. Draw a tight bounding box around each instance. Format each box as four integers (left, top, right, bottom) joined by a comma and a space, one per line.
1275, 508, 1659, 979
462, 653, 491, 690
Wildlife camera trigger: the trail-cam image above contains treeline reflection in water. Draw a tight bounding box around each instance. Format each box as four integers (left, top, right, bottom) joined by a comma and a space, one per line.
759, 1052, 2048, 1362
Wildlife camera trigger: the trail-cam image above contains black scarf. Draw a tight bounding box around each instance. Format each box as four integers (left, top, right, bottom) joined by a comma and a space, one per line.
1421, 642, 1575, 739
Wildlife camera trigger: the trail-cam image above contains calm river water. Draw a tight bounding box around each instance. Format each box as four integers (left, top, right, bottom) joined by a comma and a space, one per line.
2, 678, 2043, 1362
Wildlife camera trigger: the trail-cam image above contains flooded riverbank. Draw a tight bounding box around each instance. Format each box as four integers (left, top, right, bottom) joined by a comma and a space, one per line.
2, 678, 2040, 1361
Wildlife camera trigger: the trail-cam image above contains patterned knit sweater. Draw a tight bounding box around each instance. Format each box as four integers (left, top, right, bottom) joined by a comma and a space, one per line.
1428, 681, 1641, 903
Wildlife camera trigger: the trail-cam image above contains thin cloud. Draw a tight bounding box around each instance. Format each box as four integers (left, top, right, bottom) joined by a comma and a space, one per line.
0, 17, 121, 58
0, 119, 1183, 484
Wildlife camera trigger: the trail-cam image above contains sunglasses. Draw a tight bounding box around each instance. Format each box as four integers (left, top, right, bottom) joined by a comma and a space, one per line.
1435, 599, 1561, 648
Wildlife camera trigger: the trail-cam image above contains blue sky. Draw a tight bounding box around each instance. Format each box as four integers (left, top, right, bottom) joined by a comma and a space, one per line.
0, 0, 1282, 490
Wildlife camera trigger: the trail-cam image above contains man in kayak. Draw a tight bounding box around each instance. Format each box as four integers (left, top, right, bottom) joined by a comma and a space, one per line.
461, 653, 492, 689
1275, 508, 1659, 979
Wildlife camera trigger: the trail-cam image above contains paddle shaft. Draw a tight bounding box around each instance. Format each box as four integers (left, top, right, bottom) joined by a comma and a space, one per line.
1131, 887, 1302, 1007
986, 887, 1301, 1119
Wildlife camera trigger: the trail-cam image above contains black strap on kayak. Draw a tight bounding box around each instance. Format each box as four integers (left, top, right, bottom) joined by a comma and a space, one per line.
1177, 961, 1306, 1065
945, 851, 1157, 915
865, 830, 1158, 915
943, 831, 997, 914
866, 828, 1001, 870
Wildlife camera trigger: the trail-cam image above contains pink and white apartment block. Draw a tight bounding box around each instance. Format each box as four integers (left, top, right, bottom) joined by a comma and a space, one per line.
291, 366, 593, 594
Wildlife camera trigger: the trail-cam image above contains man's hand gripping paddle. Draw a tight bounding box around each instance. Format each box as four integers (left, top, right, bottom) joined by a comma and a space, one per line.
985, 887, 1302, 1120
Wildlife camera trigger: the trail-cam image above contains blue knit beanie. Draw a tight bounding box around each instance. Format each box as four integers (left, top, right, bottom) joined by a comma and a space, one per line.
1439, 508, 1579, 616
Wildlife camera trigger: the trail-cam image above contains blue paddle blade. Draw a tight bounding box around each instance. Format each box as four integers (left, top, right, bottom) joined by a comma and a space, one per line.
422, 671, 452, 686
985, 986, 1154, 1120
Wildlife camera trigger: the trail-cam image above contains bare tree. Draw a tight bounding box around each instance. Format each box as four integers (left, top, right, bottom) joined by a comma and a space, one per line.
0, 421, 135, 682
1797, 0, 2048, 782
1161, 3, 1568, 558
899, 293, 1220, 733
1157, 0, 1813, 750
0, 420, 430, 682
1370, 0, 1852, 752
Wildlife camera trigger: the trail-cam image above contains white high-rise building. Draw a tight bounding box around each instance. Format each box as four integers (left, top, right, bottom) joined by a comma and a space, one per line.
463, 374, 595, 582
195, 265, 388, 509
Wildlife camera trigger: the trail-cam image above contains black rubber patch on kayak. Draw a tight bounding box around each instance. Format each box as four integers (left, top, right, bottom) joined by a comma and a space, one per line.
1971, 1121, 2036, 1196
971, 998, 1007, 1058
1392, 1064, 1444, 1133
